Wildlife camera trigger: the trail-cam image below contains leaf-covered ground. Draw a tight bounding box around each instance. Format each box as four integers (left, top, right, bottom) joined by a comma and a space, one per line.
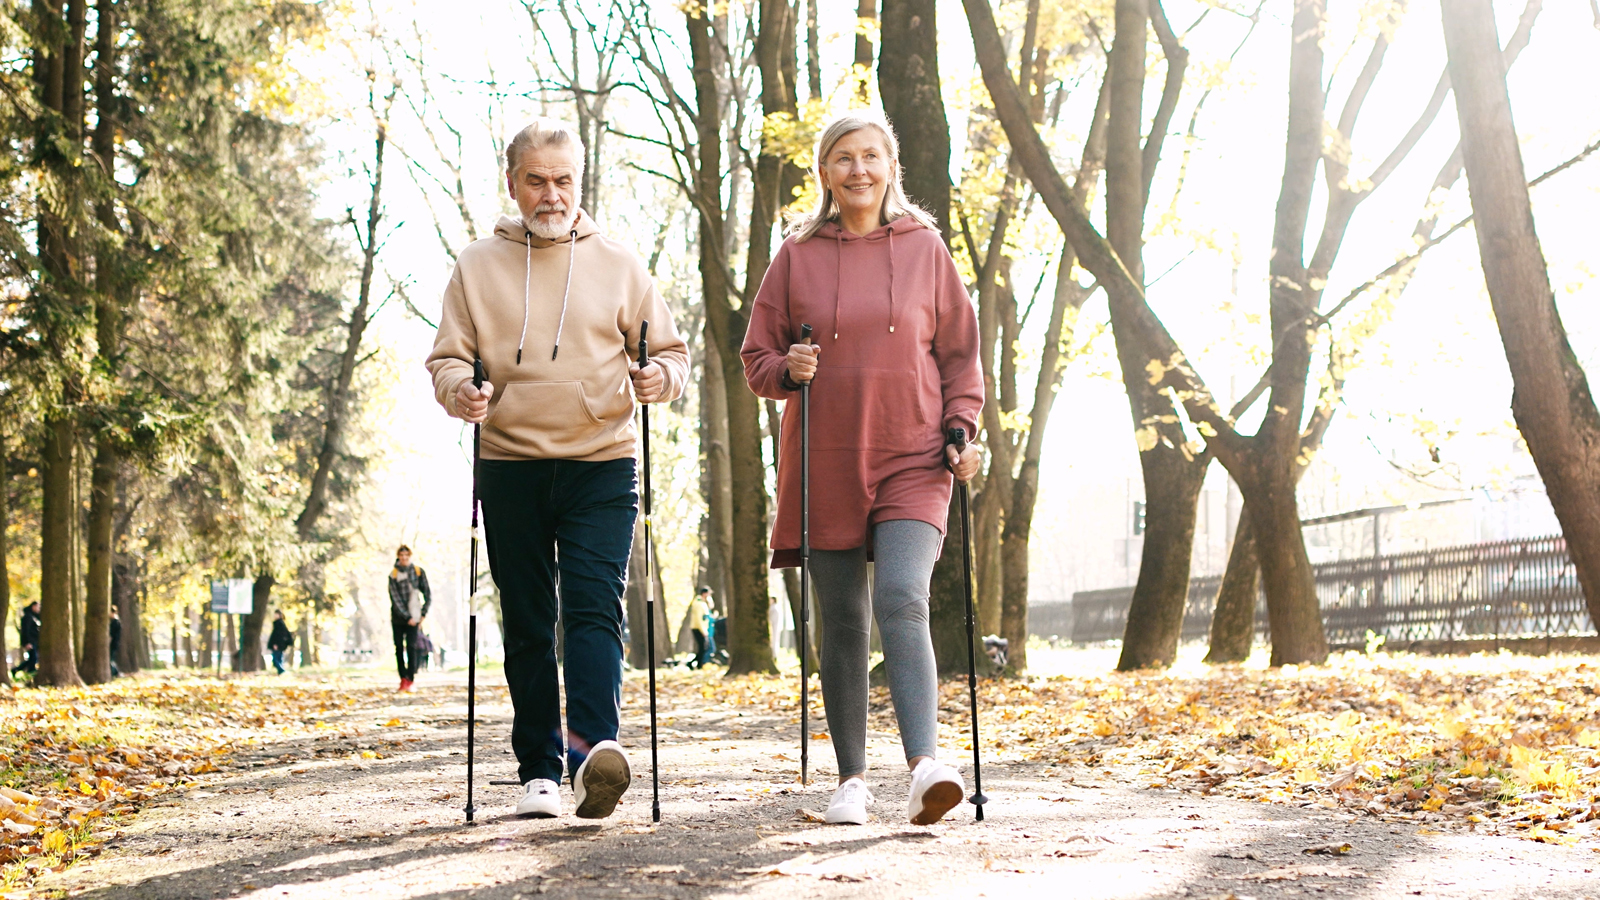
0, 675, 405, 895
677, 650, 1600, 849
12, 648, 1600, 899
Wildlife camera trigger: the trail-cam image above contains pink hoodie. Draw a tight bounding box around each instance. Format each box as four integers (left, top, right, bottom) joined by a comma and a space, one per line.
742, 217, 983, 567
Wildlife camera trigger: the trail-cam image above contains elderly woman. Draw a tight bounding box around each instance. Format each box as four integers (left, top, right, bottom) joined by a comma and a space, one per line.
741, 112, 983, 826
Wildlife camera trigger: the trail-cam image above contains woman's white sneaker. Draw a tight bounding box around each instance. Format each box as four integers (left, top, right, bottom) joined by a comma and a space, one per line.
516, 778, 561, 818
907, 759, 964, 825
825, 777, 874, 825
573, 741, 631, 819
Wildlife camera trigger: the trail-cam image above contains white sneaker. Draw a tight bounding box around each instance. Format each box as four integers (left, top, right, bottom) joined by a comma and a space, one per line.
907, 759, 964, 825
515, 778, 560, 818
573, 740, 631, 819
825, 777, 874, 825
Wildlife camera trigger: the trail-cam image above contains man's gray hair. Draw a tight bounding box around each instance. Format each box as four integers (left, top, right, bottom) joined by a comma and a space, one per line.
506, 117, 586, 175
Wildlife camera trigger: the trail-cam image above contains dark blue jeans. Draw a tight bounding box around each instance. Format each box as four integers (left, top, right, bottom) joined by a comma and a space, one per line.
480, 457, 636, 785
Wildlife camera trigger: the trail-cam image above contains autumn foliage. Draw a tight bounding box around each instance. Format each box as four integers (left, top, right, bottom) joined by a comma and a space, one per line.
660, 651, 1600, 848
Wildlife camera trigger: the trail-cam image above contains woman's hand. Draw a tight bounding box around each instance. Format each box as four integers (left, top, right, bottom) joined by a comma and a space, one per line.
786, 343, 820, 384
945, 442, 982, 483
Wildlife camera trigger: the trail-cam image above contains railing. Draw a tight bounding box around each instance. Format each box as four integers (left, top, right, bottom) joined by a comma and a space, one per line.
1066, 534, 1594, 646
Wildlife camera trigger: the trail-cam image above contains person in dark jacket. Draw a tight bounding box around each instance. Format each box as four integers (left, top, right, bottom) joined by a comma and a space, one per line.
388, 545, 431, 692
108, 610, 122, 678
11, 602, 39, 677
268, 611, 295, 675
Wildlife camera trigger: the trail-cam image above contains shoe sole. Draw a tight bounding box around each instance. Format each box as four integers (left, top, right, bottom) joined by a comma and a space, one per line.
575, 749, 630, 819
910, 780, 964, 825
824, 809, 868, 825
515, 804, 559, 819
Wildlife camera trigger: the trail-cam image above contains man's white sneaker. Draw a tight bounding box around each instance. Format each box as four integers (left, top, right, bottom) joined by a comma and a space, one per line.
907, 759, 964, 825
515, 778, 561, 818
573, 740, 631, 819
824, 777, 874, 825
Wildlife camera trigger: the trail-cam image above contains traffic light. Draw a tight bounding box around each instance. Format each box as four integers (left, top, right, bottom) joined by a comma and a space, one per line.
1133, 500, 1146, 535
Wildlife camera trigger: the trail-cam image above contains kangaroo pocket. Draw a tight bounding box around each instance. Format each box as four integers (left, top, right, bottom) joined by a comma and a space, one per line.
808, 365, 930, 453
483, 381, 604, 457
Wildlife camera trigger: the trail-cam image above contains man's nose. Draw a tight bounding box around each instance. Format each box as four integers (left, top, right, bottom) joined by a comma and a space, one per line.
540, 184, 562, 205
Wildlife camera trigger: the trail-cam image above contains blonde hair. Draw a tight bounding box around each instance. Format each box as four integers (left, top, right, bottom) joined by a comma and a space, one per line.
786, 113, 938, 243
505, 117, 586, 179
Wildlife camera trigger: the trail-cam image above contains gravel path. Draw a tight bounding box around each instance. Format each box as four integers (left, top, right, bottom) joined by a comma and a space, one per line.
40, 668, 1600, 900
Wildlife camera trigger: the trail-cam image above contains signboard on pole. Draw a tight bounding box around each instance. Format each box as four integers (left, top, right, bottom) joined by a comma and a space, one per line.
208, 579, 254, 615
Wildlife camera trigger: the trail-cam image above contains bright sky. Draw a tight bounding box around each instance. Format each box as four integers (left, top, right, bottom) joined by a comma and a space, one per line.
297, 0, 1600, 645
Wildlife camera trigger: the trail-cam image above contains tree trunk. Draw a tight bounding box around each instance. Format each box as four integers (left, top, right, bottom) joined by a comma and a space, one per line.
927, 494, 995, 677
1441, 0, 1600, 631
37, 418, 82, 686
236, 575, 271, 672
113, 553, 143, 674
297, 616, 312, 668
79, 435, 116, 683
625, 526, 671, 668
0, 428, 11, 687
686, 5, 776, 675
701, 333, 734, 610
854, 0, 875, 100
1102, 0, 1211, 671
766, 399, 818, 671
1237, 460, 1324, 665
1206, 504, 1260, 663
973, 484, 1002, 637
878, 0, 951, 242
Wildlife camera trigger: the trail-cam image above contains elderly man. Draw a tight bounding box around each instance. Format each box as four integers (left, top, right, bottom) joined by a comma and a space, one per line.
427, 117, 689, 820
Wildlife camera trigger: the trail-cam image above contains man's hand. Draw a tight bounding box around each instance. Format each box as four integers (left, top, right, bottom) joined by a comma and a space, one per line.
408, 618, 418, 627
456, 379, 495, 423
945, 443, 982, 484
630, 361, 664, 403
786, 343, 820, 384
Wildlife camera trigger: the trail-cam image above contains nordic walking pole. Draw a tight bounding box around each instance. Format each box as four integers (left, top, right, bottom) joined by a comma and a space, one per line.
466, 358, 485, 824
798, 323, 814, 787
948, 427, 988, 821
638, 321, 661, 823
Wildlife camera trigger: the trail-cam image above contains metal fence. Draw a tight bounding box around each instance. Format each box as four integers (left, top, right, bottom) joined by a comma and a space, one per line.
1067, 534, 1594, 647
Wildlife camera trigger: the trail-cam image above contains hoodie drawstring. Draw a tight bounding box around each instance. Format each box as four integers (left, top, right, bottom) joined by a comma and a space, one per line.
887, 228, 896, 334
831, 226, 899, 341
552, 229, 576, 360
516, 227, 578, 365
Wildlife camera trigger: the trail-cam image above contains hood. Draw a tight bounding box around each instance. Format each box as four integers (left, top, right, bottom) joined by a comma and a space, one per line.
493, 209, 601, 246
812, 214, 927, 243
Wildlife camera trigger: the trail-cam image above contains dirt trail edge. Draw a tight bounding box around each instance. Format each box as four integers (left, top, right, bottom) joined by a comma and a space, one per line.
42, 670, 1599, 900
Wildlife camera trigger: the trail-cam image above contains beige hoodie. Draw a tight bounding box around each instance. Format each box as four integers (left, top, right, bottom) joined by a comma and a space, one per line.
427, 212, 689, 461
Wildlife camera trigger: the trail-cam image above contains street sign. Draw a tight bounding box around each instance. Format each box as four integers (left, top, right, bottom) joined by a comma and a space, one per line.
208, 579, 254, 615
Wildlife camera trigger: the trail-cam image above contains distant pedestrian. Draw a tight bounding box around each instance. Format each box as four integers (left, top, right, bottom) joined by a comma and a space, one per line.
109, 610, 122, 678
268, 611, 295, 675
11, 602, 39, 677
388, 545, 432, 692
685, 587, 711, 669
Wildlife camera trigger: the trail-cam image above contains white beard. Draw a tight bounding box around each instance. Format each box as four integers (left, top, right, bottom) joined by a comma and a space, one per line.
525, 195, 581, 240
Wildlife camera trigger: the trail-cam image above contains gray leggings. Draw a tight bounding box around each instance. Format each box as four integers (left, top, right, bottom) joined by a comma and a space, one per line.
811, 519, 942, 778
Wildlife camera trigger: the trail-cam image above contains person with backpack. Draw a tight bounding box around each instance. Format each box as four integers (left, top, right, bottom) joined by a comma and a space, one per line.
388, 545, 432, 692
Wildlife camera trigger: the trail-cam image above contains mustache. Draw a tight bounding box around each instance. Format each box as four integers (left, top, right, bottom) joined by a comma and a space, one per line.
534, 202, 568, 215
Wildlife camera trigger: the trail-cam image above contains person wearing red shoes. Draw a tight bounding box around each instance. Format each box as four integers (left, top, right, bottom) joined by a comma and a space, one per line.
388, 545, 431, 693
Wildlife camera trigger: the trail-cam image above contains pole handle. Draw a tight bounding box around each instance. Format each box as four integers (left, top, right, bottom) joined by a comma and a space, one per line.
473, 358, 485, 389
638, 320, 650, 367
799, 322, 813, 346
948, 426, 967, 452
